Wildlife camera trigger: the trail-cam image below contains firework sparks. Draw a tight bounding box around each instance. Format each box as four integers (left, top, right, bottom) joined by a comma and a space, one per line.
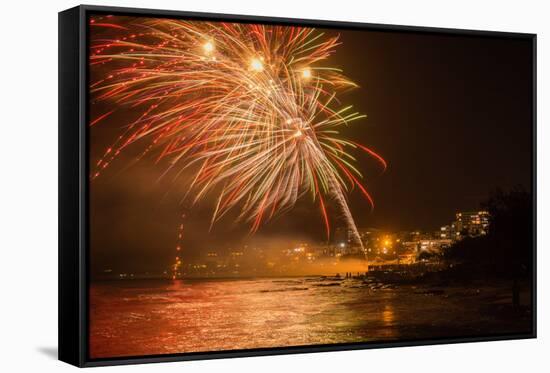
89, 16, 386, 250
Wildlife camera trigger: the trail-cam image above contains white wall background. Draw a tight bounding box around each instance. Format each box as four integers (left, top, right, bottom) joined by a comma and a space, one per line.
0, 0, 547, 371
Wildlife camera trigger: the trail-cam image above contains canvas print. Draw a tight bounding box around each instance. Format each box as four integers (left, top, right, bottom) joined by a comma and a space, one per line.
88, 14, 533, 359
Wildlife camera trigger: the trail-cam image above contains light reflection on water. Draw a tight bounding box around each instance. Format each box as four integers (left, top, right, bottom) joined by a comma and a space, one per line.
89, 277, 524, 358
382, 305, 395, 325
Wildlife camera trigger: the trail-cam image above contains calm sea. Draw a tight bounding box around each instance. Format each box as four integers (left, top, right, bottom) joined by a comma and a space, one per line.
89, 277, 529, 358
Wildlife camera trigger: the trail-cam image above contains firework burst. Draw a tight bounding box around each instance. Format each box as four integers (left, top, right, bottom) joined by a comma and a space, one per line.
89, 16, 386, 249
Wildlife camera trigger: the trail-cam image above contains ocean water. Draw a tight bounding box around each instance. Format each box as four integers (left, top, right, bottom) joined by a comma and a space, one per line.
89, 277, 530, 358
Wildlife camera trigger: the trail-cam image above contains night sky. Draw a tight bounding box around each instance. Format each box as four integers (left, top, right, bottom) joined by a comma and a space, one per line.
89, 19, 533, 274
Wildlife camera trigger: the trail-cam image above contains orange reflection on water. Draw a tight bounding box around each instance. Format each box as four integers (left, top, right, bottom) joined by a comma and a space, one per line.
382, 304, 395, 325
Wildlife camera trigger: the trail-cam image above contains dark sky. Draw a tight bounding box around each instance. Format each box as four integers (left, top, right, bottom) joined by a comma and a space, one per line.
332, 29, 532, 232
89, 20, 533, 273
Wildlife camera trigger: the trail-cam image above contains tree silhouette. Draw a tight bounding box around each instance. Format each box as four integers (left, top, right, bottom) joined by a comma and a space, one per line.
482, 186, 533, 277
444, 186, 533, 308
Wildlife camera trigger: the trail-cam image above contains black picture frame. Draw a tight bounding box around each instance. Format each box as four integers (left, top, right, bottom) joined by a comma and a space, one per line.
59, 4, 537, 367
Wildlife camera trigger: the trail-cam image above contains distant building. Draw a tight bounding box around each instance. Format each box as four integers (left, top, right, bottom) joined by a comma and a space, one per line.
418, 239, 452, 253
335, 226, 386, 249
439, 224, 457, 240
455, 211, 490, 237
334, 226, 353, 246
402, 240, 420, 253
398, 250, 416, 265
